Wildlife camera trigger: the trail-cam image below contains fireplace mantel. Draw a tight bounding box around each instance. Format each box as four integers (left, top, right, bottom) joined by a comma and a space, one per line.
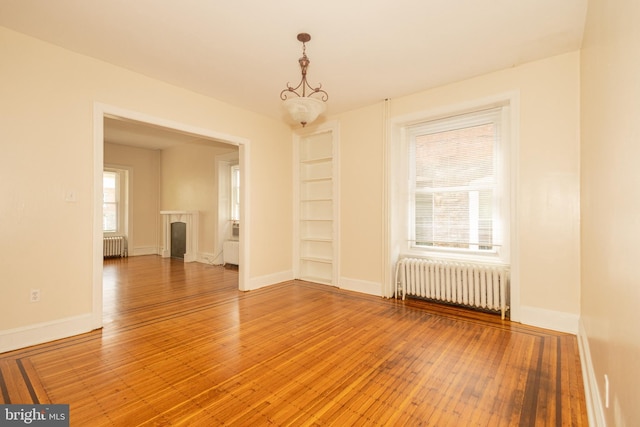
160, 210, 199, 262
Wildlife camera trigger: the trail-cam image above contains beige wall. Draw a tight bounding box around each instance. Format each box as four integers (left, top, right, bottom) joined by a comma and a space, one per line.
581, 0, 640, 425
161, 142, 237, 257
0, 27, 292, 337
336, 52, 581, 329
104, 143, 161, 254
338, 103, 385, 287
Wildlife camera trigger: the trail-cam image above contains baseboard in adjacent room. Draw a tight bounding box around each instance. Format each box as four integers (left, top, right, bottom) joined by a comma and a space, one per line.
197, 252, 222, 265
132, 246, 159, 256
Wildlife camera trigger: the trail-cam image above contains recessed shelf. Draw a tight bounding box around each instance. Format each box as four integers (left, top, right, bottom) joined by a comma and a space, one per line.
301, 198, 332, 202
301, 256, 332, 264
299, 275, 333, 285
296, 129, 337, 286
301, 177, 332, 183
301, 156, 332, 164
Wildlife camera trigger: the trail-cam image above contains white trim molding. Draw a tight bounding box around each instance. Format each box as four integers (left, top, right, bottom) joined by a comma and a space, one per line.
132, 246, 160, 256
577, 318, 606, 427
339, 277, 381, 296
0, 314, 95, 354
198, 252, 221, 265
519, 305, 579, 334
247, 270, 294, 291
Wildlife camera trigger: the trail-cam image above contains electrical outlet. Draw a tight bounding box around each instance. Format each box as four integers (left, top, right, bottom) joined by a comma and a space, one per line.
30, 289, 40, 303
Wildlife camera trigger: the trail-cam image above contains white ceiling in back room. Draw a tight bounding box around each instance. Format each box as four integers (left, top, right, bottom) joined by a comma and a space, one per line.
103, 117, 236, 151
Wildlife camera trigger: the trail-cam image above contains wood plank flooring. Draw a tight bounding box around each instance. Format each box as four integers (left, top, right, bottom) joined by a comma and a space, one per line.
0, 255, 588, 426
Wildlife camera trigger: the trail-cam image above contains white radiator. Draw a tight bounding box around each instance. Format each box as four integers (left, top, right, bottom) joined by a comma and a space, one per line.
103, 236, 127, 258
396, 258, 509, 319
223, 240, 239, 265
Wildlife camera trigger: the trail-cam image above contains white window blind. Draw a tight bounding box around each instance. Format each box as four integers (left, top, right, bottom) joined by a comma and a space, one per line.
230, 164, 240, 221
407, 107, 506, 257
103, 170, 118, 233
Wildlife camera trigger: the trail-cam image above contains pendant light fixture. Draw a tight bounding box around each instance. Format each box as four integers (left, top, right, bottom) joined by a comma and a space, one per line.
280, 33, 328, 127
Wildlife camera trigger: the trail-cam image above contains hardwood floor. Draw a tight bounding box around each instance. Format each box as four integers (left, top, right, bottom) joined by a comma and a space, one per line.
0, 256, 588, 426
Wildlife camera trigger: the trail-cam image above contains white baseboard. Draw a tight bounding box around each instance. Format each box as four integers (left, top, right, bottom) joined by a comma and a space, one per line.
131, 246, 159, 256
0, 314, 97, 354
339, 277, 381, 296
247, 270, 294, 291
128, 250, 222, 265
127, 250, 225, 265
577, 318, 606, 427
519, 305, 579, 334
197, 252, 223, 265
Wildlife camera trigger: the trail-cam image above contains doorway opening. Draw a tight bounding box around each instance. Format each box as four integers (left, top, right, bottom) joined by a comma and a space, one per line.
93, 103, 250, 329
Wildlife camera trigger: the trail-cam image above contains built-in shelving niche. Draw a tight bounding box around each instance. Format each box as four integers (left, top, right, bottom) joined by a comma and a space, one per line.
294, 123, 339, 286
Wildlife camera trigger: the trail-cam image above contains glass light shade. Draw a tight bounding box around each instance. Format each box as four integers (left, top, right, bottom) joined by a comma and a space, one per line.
283, 97, 326, 126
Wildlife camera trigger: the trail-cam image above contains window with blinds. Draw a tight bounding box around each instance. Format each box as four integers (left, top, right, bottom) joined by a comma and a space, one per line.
103, 167, 128, 235
406, 107, 508, 259
103, 170, 119, 233
230, 164, 240, 222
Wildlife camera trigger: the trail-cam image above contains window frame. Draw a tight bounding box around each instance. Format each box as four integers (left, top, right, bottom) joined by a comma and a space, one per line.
399, 105, 511, 264
103, 167, 128, 236
230, 163, 240, 222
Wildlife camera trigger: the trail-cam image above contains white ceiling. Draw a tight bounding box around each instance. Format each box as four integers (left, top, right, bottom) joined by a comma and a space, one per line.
103, 116, 234, 150
0, 0, 587, 140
